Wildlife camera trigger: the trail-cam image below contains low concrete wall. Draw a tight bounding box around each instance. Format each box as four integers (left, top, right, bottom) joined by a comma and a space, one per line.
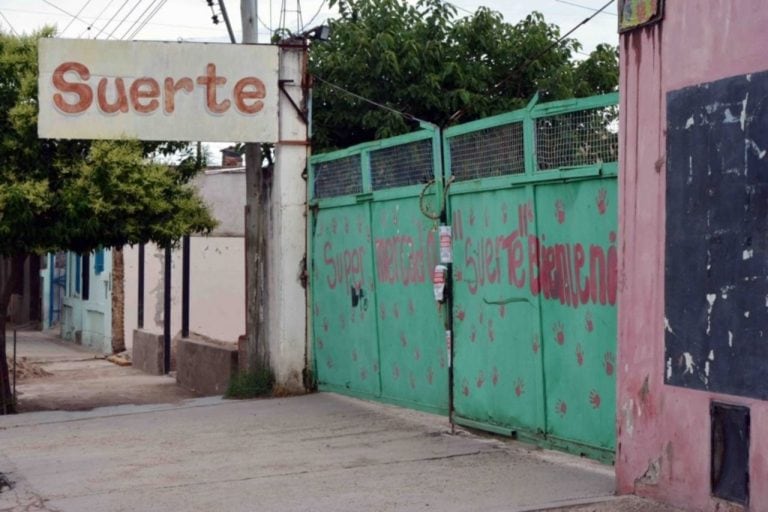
177, 336, 238, 396
132, 329, 164, 375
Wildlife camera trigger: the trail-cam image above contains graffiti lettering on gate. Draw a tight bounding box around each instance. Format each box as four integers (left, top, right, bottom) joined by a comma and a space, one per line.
454, 204, 617, 307
323, 241, 366, 291
374, 227, 437, 286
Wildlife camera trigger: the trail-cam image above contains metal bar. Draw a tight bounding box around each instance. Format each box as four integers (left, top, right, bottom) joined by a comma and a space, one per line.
138, 244, 145, 329
218, 0, 237, 43
12, 330, 16, 408
436, 126, 456, 432
278, 79, 308, 124
182, 235, 190, 338
163, 246, 171, 374
48, 254, 54, 328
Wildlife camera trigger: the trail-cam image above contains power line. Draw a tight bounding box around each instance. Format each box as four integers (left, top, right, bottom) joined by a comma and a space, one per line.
108, 0, 146, 39
78, 0, 114, 37
257, 14, 272, 36
60, 0, 94, 36
40, 0, 95, 34
1, 6, 228, 35
313, 74, 430, 126
0, 10, 19, 36
94, 0, 129, 39
496, 0, 616, 90
301, 0, 326, 32
448, 0, 616, 124
120, 0, 160, 40
555, 0, 617, 16
126, 0, 168, 40
445, 1, 473, 16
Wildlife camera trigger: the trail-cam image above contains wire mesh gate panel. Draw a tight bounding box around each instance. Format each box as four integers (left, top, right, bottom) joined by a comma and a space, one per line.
309, 130, 449, 413
445, 93, 619, 460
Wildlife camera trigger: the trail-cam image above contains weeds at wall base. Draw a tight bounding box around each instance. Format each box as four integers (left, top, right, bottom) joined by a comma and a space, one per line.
224, 370, 274, 399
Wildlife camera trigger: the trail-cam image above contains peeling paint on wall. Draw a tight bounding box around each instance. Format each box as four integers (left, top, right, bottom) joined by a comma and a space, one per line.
665, 69, 768, 399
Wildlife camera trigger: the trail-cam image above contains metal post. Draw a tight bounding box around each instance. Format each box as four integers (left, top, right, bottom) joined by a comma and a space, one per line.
48, 254, 54, 328
163, 246, 172, 374
12, 329, 16, 408
182, 235, 190, 338
138, 244, 145, 329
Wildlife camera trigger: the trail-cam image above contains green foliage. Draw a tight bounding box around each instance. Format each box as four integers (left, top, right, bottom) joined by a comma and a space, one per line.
0, 29, 216, 256
311, 0, 619, 151
225, 370, 275, 399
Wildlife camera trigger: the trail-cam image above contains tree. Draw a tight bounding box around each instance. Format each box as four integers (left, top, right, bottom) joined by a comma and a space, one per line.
0, 29, 217, 413
310, 0, 619, 151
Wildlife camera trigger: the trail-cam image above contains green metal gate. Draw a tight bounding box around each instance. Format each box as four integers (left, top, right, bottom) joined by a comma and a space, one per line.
309, 129, 449, 413
309, 93, 619, 460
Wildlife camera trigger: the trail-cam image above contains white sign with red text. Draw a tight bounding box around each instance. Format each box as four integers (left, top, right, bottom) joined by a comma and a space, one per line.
38, 39, 279, 143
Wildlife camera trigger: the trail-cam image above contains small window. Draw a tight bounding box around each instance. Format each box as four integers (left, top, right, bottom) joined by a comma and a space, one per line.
94, 249, 105, 275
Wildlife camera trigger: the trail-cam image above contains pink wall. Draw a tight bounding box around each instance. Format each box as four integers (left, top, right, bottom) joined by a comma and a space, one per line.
618, 2, 768, 510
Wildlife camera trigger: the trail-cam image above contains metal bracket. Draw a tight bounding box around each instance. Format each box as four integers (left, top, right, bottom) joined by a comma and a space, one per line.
279, 79, 308, 125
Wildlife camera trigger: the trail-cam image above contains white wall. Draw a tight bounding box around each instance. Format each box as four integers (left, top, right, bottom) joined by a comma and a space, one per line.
123, 168, 246, 350
194, 170, 246, 237
124, 237, 245, 349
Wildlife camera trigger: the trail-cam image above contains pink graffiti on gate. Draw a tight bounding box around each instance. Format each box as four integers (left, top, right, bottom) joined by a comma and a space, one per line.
373, 228, 437, 286
453, 203, 617, 307
323, 241, 366, 291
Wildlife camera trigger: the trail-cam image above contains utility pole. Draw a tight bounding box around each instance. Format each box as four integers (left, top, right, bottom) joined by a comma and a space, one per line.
241, 0, 270, 375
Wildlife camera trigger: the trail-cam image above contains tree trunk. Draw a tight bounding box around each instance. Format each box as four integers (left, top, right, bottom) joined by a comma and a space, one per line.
111, 248, 126, 353
0, 254, 26, 414
29, 255, 42, 326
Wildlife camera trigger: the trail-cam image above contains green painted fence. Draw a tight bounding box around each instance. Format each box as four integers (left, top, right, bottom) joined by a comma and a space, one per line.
309, 92, 619, 461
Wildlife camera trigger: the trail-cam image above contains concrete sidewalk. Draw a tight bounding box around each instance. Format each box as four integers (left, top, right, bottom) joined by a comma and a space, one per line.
0, 393, 679, 512
1, 332, 680, 511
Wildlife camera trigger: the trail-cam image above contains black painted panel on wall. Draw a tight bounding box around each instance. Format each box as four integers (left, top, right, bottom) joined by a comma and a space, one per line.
666, 69, 768, 399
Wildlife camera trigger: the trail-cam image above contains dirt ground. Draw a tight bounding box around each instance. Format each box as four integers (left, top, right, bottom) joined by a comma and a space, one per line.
5, 329, 198, 412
